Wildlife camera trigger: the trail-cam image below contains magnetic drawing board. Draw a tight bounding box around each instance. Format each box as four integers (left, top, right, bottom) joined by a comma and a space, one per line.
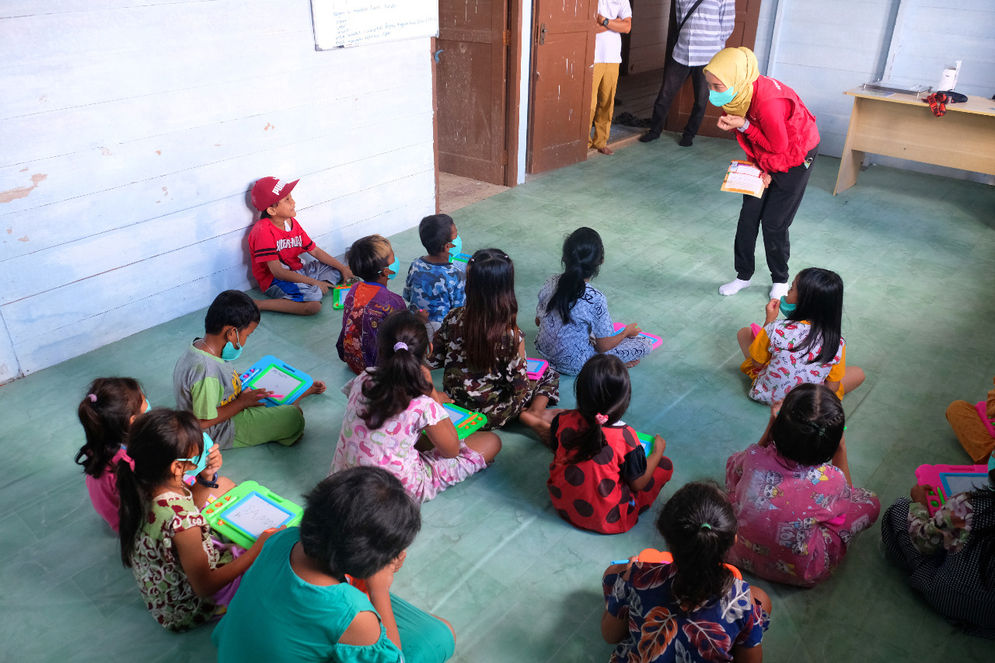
203, 481, 303, 549
440, 403, 487, 439
526, 358, 548, 380
445, 405, 470, 426
941, 472, 989, 496
612, 323, 663, 350
239, 355, 314, 406
915, 463, 988, 515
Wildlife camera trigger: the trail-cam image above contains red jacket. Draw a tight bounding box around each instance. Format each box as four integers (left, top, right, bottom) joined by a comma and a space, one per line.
736, 75, 819, 173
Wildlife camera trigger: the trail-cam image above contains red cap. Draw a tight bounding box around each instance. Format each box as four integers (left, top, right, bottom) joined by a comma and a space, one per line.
250, 176, 299, 211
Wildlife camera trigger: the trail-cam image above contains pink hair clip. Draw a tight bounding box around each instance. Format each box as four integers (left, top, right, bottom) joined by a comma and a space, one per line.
87, 393, 97, 403
594, 413, 609, 425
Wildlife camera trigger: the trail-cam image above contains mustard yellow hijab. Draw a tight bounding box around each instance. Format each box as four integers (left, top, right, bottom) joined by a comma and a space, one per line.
704, 47, 760, 117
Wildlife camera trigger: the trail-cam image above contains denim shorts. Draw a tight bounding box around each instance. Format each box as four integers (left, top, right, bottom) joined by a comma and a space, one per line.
264, 261, 343, 302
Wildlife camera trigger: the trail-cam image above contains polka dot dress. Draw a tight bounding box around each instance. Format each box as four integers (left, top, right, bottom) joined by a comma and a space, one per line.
547, 411, 673, 534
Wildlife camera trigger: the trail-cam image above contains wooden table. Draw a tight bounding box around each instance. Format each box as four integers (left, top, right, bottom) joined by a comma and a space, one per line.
834, 87, 995, 194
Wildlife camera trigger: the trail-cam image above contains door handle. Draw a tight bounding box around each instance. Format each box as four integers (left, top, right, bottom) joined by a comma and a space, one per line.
539, 23, 546, 45
433, 48, 443, 63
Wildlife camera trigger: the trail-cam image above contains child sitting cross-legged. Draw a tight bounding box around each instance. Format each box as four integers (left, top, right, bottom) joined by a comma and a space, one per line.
248, 176, 354, 316
601, 481, 772, 662
330, 310, 500, 502
726, 383, 880, 587
337, 234, 409, 374
213, 467, 456, 663
403, 214, 465, 340
428, 249, 561, 438
548, 354, 673, 534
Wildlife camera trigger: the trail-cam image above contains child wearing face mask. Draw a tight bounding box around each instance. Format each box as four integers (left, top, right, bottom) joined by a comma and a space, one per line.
337, 234, 408, 374
173, 290, 325, 449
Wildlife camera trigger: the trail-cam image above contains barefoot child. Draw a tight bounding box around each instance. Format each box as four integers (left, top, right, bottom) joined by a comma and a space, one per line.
173, 290, 325, 449
248, 176, 354, 316
602, 481, 771, 662
429, 249, 560, 439
337, 234, 408, 374
548, 354, 672, 534
76, 378, 233, 530
118, 408, 274, 630
737, 267, 865, 404
403, 214, 466, 340
331, 311, 500, 502
536, 227, 652, 374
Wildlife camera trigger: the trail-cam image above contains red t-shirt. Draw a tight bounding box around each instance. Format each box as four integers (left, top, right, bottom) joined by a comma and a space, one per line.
247, 218, 315, 291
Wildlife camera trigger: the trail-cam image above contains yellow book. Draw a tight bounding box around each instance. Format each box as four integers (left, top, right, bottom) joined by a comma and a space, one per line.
721, 160, 765, 198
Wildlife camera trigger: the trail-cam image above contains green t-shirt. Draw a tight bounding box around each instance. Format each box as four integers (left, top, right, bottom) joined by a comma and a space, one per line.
212, 528, 403, 662
172, 342, 240, 448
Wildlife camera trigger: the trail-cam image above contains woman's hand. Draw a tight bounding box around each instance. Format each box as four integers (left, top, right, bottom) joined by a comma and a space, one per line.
717, 114, 746, 131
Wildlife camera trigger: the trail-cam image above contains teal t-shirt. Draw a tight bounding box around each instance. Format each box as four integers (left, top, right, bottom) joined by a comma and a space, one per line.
212, 527, 403, 662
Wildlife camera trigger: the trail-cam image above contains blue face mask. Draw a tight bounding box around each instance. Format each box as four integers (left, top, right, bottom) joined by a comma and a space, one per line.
709, 85, 736, 107
448, 234, 463, 261
779, 296, 796, 315
221, 339, 243, 361
180, 433, 215, 478
386, 256, 400, 280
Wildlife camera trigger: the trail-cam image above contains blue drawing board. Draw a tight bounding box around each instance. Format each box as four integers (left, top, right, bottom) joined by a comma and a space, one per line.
636, 431, 654, 455
202, 481, 303, 549
526, 357, 548, 380
239, 355, 313, 407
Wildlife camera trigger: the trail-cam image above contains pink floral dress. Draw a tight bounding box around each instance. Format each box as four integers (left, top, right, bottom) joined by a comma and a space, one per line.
725, 443, 880, 587
329, 372, 488, 502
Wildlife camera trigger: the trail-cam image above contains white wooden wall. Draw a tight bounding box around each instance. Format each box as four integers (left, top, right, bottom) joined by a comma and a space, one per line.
754, 0, 995, 166
0, 0, 436, 383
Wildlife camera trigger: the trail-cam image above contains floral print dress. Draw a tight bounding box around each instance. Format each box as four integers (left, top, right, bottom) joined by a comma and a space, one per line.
725, 443, 880, 587
329, 372, 488, 502
428, 306, 559, 429
130, 489, 233, 631
603, 562, 767, 662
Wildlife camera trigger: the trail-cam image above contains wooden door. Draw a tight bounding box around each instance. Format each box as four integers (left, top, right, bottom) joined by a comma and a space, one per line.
527, 0, 595, 174
436, 0, 510, 184
665, 0, 762, 138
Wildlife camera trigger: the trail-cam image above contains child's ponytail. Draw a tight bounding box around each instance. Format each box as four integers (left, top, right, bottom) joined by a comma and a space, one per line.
75, 378, 143, 478
117, 409, 204, 567
570, 354, 631, 461
547, 227, 604, 324
788, 267, 843, 365
362, 311, 433, 430
657, 482, 738, 610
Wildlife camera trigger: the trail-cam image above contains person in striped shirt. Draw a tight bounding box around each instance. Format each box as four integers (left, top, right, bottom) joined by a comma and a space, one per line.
639, 0, 734, 146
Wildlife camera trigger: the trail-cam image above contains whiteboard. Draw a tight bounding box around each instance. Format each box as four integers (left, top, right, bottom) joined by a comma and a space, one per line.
311, 0, 439, 50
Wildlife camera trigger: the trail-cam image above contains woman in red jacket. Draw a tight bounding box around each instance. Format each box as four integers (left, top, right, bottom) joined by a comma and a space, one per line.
705, 47, 820, 300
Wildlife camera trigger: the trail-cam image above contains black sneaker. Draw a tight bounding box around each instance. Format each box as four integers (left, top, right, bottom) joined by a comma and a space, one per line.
638, 132, 660, 143
679, 134, 694, 147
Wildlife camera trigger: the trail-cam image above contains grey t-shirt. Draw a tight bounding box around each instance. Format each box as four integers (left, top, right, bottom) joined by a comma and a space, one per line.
172, 342, 239, 448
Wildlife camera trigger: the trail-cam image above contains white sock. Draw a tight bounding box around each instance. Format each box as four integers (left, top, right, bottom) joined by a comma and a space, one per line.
770, 282, 789, 299
718, 278, 751, 296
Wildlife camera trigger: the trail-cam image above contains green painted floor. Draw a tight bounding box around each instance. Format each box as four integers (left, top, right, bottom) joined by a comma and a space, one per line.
3, 135, 994, 662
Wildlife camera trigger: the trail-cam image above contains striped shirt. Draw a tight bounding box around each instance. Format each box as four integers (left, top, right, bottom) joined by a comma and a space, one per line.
672, 0, 735, 67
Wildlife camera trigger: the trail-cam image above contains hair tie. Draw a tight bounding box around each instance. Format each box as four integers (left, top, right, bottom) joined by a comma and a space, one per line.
87, 393, 97, 403
393, 341, 409, 352
813, 424, 826, 438
120, 452, 135, 472
594, 413, 609, 425
700, 523, 713, 531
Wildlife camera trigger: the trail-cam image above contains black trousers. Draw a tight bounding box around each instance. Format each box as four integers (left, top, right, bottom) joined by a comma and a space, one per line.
733, 145, 819, 283
647, 55, 709, 138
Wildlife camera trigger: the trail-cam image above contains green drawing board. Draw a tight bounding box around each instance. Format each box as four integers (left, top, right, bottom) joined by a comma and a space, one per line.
202, 480, 302, 549
239, 355, 313, 406
636, 431, 654, 455
332, 284, 350, 310
443, 403, 487, 439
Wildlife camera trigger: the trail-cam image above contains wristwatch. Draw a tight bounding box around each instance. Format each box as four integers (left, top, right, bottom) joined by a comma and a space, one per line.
601, 18, 610, 27
196, 472, 220, 489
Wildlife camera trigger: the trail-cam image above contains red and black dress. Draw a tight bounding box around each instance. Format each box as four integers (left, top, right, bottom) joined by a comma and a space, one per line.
547, 411, 673, 534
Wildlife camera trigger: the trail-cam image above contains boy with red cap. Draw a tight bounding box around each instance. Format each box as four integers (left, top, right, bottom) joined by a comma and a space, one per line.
248, 176, 354, 315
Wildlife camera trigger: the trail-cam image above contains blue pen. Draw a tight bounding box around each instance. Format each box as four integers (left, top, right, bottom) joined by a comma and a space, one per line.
609, 559, 630, 565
